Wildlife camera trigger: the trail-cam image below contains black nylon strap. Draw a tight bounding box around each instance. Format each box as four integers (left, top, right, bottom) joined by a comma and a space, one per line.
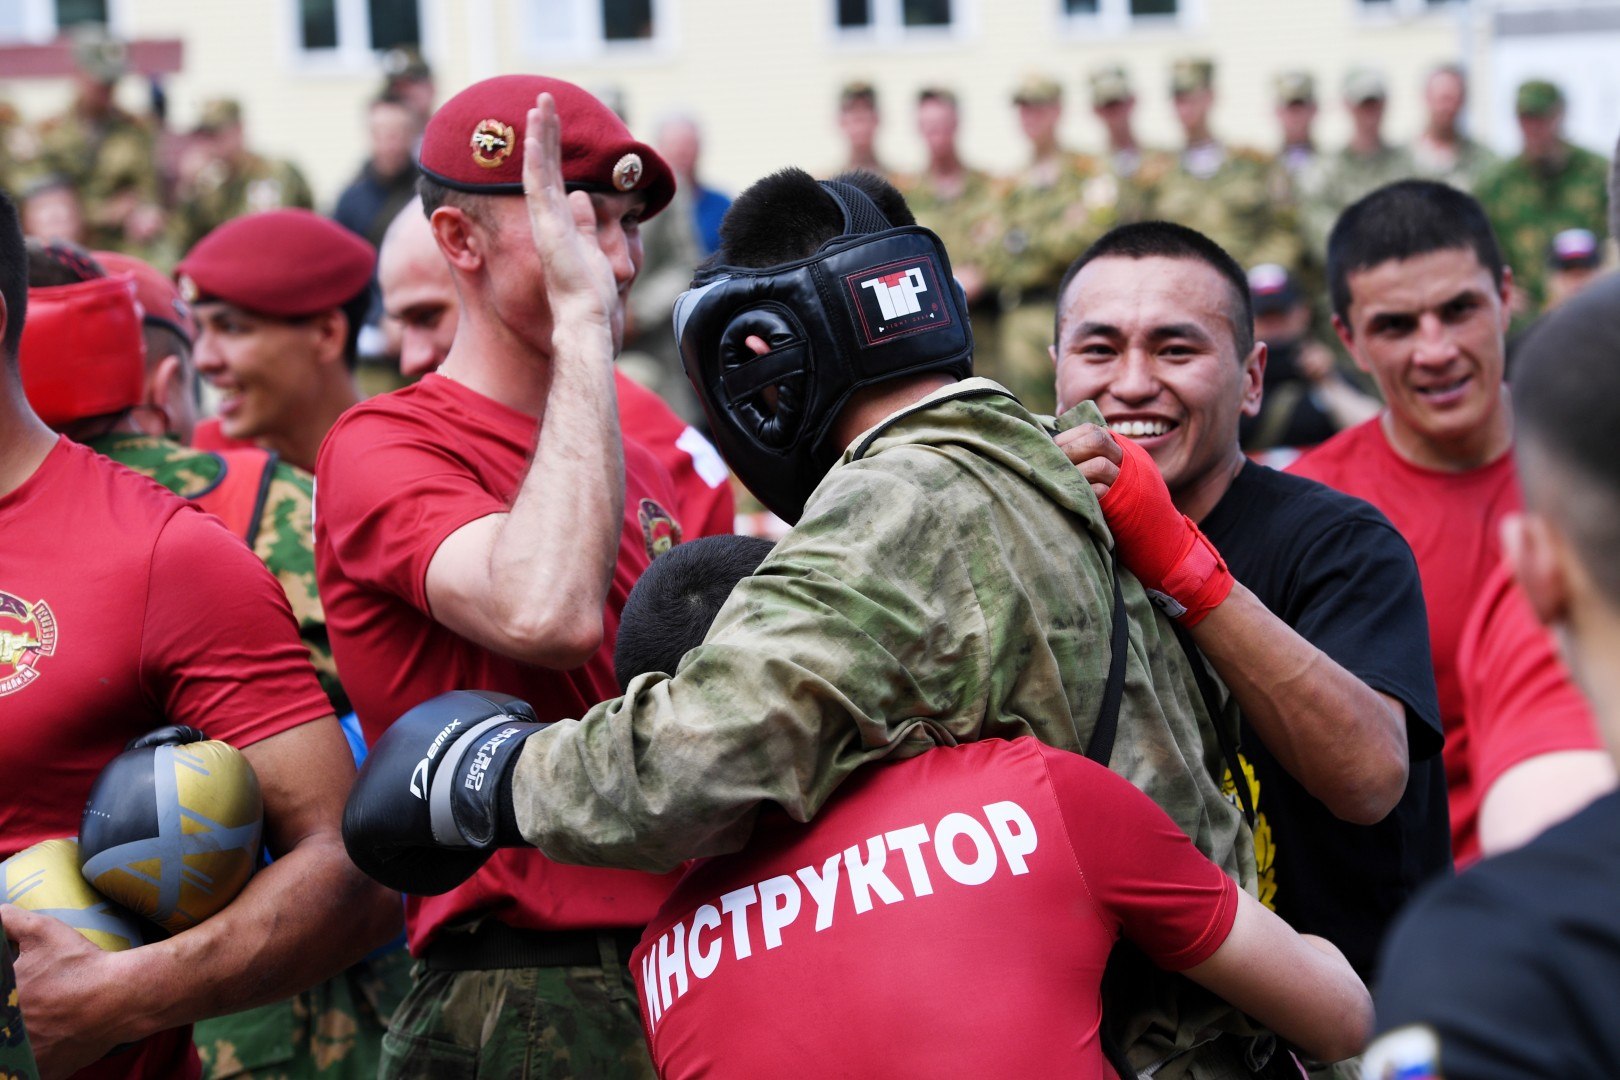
1170, 622, 1256, 827
424, 921, 644, 972
1084, 561, 1128, 767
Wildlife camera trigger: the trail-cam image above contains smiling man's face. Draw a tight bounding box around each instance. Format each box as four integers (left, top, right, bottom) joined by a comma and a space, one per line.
1054, 254, 1260, 505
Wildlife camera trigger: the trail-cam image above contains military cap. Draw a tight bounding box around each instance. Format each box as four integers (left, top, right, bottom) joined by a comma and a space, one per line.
195, 97, 243, 134
918, 85, 957, 108
1171, 57, 1214, 95
1342, 67, 1387, 105
96, 250, 195, 343
417, 75, 674, 219
1516, 78, 1564, 116
175, 210, 375, 319
1248, 263, 1302, 316
1274, 70, 1316, 106
840, 80, 878, 109
70, 24, 127, 84
1089, 65, 1134, 107
383, 47, 432, 83
1013, 73, 1063, 106
1548, 228, 1601, 270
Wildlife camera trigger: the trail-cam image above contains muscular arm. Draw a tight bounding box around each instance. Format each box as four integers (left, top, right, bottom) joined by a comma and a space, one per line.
7, 719, 400, 1075
1190, 588, 1409, 824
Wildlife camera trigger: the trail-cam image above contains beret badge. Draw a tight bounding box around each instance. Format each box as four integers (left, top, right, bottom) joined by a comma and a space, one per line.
613, 152, 644, 192
177, 274, 199, 303
470, 119, 516, 169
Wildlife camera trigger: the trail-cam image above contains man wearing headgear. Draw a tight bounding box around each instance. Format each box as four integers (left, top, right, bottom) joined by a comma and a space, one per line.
1476, 79, 1609, 318
0, 191, 400, 1079
343, 168, 1268, 1076
1298, 68, 1416, 258
26, 24, 164, 257
312, 76, 684, 1078
1152, 57, 1303, 275
381, 48, 436, 128
172, 98, 315, 254
1272, 70, 1320, 180
974, 73, 1121, 413
1089, 63, 1175, 219
179, 209, 373, 473
1411, 64, 1496, 191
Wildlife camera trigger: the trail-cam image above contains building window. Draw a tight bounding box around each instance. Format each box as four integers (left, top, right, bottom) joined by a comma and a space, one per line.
0, 0, 109, 41
1355, 0, 1464, 17
835, 0, 960, 41
1060, 0, 1185, 32
527, 0, 667, 56
294, 0, 419, 58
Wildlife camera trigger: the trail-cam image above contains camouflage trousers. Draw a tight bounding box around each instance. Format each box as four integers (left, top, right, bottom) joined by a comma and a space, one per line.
379, 943, 655, 1080
0, 930, 38, 1080
993, 300, 1059, 416
196, 946, 413, 1079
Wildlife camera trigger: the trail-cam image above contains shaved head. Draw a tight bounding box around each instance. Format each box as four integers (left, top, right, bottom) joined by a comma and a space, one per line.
378, 196, 460, 379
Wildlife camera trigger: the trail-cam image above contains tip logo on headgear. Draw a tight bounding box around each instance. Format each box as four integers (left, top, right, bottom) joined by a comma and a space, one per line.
845, 256, 952, 347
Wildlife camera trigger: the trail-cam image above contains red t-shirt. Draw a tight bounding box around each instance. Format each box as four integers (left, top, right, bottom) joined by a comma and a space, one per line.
631, 738, 1238, 1080
1290, 418, 1522, 861
1456, 562, 1603, 862
0, 438, 333, 1080
314, 373, 687, 951
615, 371, 734, 538
190, 417, 253, 453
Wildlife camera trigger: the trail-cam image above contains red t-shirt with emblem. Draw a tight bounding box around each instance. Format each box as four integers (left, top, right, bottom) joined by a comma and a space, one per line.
314, 373, 688, 951
615, 371, 734, 538
0, 437, 334, 1080
1289, 418, 1522, 861
631, 738, 1238, 1080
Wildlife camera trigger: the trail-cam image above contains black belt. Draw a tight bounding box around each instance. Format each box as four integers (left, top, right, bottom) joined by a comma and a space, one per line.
424, 921, 645, 972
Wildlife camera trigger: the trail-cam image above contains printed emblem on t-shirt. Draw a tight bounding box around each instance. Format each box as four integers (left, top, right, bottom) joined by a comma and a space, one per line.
0, 590, 58, 697
639, 499, 682, 560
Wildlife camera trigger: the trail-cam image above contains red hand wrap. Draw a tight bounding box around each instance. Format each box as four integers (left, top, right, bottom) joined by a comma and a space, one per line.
1097, 434, 1234, 626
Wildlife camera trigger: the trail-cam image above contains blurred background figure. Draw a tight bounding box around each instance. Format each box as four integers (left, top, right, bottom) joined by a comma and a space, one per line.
172, 97, 314, 254
17, 175, 85, 246
1299, 68, 1415, 257
1090, 63, 1172, 219
1243, 263, 1380, 459
380, 47, 436, 129
1543, 227, 1606, 311
1476, 78, 1611, 322
894, 88, 993, 320
1273, 70, 1320, 180
1411, 64, 1496, 191
834, 79, 889, 177
334, 94, 422, 248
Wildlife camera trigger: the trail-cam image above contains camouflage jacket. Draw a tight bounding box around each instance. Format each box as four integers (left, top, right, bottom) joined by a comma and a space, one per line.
893, 165, 995, 272
89, 434, 348, 716
1297, 143, 1418, 257
1409, 134, 1498, 194
1150, 144, 1304, 274
1476, 142, 1611, 313
972, 152, 1124, 300
0, 927, 37, 1080
174, 153, 316, 252
30, 106, 159, 251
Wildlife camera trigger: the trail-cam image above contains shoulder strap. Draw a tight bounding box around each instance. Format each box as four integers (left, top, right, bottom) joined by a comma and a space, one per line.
191, 448, 279, 548
1170, 622, 1256, 827
1083, 560, 1128, 766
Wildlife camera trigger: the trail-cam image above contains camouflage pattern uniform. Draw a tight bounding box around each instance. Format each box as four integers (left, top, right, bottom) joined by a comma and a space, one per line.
1476, 141, 1609, 315
1151, 142, 1304, 277
1297, 143, 1417, 257
1410, 135, 1497, 193
975, 156, 1122, 414
513, 380, 1265, 1077
29, 105, 159, 253
894, 164, 1002, 383
174, 153, 315, 253
0, 918, 39, 1080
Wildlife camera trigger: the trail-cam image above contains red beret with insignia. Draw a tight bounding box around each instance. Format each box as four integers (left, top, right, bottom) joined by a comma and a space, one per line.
175, 210, 376, 319
418, 74, 674, 219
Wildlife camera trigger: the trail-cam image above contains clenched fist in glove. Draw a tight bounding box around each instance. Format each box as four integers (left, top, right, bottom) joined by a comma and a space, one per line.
1057, 423, 1234, 625
342, 690, 548, 895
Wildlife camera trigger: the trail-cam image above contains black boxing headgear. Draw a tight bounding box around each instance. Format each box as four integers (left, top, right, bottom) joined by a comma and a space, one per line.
674, 180, 973, 523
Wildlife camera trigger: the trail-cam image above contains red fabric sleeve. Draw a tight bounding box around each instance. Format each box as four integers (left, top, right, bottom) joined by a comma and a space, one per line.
142, 508, 333, 746
1036, 743, 1239, 972
1460, 562, 1602, 797
316, 407, 508, 613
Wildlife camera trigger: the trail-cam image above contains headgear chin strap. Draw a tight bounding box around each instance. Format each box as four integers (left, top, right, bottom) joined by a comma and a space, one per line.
19, 274, 146, 431
674, 182, 973, 524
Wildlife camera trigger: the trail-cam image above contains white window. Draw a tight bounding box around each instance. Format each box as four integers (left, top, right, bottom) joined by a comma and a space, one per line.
0, 0, 110, 42
834, 0, 964, 43
293, 0, 420, 65
525, 0, 670, 59
1354, 0, 1465, 20
1059, 0, 1192, 36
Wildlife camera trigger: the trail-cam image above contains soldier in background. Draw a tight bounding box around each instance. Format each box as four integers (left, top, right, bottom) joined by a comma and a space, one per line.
29, 24, 164, 257
1476, 79, 1610, 320
1299, 68, 1415, 258
1151, 57, 1302, 275
1411, 64, 1496, 191
381, 47, 436, 129
1088, 64, 1173, 222
17, 175, 85, 246
835, 80, 890, 178
172, 98, 315, 255
334, 95, 421, 249
1273, 70, 1321, 181
974, 74, 1119, 413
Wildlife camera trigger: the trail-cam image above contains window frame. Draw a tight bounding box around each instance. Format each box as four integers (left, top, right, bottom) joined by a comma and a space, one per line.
0, 0, 121, 44
285, 0, 423, 74
1351, 0, 1465, 23
521, 0, 676, 63
830, 0, 974, 50
1055, 0, 1200, 39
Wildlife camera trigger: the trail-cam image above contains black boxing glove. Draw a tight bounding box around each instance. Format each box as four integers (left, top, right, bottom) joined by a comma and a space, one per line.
342, 690, 549, 895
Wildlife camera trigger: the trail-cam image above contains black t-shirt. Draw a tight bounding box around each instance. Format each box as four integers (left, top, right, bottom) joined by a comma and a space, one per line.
1237, 341, 1340, 452
1200, 461, 1450, 980
1367, 790, 1620, 1078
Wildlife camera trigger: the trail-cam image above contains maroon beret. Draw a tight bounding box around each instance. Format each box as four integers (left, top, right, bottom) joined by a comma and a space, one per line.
418, 74, 674, 219
175, 210, 376, 318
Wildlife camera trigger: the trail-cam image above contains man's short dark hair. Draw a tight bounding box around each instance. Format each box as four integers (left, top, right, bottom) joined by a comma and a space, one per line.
1, 192, 29, 366
1327, 180, 1503, 324
1055, 221, 1255, 360
712, 168, 916, 270
1512, 272, 1620, 603
416, 173, 488, 227
614, 535, 777, 692
337, 286, 370, 370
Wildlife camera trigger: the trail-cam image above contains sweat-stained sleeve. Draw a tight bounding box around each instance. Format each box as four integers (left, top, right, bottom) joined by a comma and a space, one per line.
508, 452, 995, 873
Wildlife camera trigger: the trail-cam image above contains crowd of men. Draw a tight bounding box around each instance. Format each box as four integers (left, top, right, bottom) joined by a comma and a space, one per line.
0, 22, 1618, 1080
